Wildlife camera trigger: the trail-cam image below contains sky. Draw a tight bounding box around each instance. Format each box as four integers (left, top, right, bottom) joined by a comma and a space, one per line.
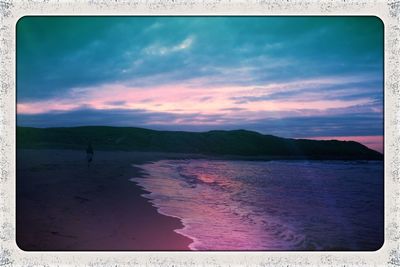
16, 16, 384, 152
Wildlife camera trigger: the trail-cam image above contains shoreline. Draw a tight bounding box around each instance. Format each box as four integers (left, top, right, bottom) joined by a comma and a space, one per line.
17, 149, 194, 250
127, 175, 199, 250
128, 175, 200, 251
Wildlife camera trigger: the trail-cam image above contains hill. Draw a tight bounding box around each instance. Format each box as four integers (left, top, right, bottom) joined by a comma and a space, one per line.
16, 126, 383, 160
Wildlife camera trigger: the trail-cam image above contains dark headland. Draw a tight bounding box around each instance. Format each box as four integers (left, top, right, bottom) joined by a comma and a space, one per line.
17, 126, 383, 160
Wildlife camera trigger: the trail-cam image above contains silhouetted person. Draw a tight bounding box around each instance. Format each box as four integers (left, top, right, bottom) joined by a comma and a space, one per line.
86, 143, 94, 167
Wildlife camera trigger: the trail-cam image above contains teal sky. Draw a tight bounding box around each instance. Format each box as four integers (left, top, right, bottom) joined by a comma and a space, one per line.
16, 16, 384, 151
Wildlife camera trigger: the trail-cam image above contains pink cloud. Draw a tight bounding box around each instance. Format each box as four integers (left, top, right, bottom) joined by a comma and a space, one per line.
17, 77, 375, 118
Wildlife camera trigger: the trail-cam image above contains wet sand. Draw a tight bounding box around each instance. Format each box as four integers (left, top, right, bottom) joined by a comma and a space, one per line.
16, 149, 196, 251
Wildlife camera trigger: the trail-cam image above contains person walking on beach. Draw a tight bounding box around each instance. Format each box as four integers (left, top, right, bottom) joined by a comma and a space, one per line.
86, 143, 94, 167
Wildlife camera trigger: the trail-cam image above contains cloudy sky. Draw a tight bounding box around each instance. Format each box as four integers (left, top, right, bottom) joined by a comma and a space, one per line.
16, 16, 383, 152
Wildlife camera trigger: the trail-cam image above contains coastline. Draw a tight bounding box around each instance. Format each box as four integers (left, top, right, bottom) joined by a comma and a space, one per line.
16, 149, 193, 250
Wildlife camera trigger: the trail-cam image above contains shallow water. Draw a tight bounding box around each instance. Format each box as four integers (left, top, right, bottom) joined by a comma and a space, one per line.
131, 160, 383, 251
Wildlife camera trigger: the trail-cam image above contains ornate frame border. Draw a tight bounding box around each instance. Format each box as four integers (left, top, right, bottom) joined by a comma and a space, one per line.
1, 1, 399, 266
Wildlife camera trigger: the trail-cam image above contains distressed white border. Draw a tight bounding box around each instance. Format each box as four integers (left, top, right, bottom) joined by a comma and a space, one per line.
1, 0, 399, 266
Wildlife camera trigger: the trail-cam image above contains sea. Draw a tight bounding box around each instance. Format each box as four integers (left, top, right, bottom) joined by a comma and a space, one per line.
131, 159, 383, 251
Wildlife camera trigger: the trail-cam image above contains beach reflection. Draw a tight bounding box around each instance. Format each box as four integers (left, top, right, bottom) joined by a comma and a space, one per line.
132, 159, 383, 250
132, 160, 301, 250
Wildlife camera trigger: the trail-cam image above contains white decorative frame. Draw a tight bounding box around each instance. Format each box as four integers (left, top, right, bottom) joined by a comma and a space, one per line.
1, 1, 399, 266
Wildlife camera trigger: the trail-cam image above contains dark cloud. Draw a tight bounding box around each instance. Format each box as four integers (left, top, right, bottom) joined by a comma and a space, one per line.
104, 100, 127, 106
243, 114, 383, 138
220, 107, 246, 111
230, 79, 383, 104
198, 96, 213, 102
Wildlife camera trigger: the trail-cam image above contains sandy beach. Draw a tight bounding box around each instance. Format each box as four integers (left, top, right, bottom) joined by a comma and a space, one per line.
16, 149, 195, 250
